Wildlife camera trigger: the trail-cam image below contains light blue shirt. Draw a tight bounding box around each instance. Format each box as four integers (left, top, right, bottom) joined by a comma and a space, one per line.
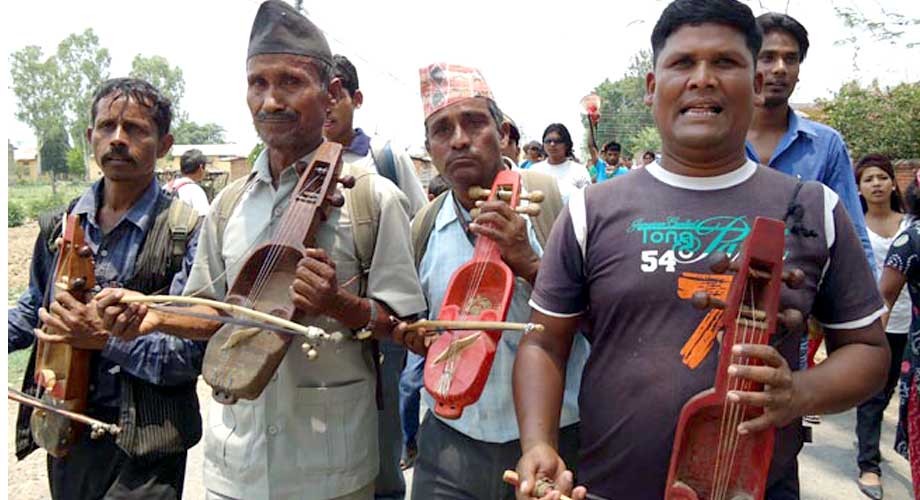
594, 159, 629, 182
418, 191, 588, 443
745, 110, 877, 277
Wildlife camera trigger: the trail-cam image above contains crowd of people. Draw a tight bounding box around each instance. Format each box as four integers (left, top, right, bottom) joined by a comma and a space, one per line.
8, 0, 919, 499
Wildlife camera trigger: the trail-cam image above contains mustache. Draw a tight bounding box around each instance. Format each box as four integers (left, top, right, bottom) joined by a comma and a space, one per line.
446, 154, 476, 165
255, 110, 299, 122
101, 150, 136, 164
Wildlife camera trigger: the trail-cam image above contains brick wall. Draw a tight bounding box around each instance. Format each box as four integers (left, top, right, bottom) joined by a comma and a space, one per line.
894, 159, 920, 192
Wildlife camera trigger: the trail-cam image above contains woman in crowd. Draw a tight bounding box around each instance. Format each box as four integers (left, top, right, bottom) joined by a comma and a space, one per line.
877, 164, 920, 500
853, 154, 911, 499
528, 123, 591, 203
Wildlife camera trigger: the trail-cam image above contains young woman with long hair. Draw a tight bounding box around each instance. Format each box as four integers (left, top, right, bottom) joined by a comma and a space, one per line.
857, 154, 920, 500
862, 154, 919, 499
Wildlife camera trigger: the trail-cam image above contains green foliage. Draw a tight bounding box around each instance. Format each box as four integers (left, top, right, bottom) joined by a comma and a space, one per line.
8, 350, 30, 384
249, 142, 265, 165
10, 45, 67, 139
67, 146, 86, 177
173, 121, 226, 144
8, 201, 25, 227
9, 182, 89, 221
57, 29, 110, 156
28, 193, 69, 217
834, 4, 919, 49
585, 50, 655, 158
818, 80, 920, 160
10, 29, 109, 172
632, 127, 662, 157
130, 54, 185, 117
40, 127, 70, 176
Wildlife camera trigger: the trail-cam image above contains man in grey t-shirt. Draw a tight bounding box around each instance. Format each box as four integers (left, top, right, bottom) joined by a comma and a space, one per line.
512, 1, 889, 499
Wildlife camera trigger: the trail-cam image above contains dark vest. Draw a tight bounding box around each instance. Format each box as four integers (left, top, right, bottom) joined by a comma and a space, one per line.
15, 194, 202, 460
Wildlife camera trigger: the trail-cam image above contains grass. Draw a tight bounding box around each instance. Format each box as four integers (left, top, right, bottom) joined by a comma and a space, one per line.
9, 349, 30, 385
8, 180, 92, 223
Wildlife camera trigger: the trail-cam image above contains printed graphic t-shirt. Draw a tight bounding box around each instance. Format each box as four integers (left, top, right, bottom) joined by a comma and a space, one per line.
530, 160, 884, 499
528, 159, 592, 204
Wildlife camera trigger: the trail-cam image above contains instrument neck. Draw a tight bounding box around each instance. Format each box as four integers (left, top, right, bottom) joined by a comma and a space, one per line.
471, 232, 502, 262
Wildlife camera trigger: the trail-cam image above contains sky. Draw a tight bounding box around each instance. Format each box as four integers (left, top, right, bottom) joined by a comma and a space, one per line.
3, 0, 919, 156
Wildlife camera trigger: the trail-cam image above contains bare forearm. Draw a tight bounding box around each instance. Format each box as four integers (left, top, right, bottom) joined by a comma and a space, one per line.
154, 305, 223, 341
514, 312, 577, 452
514, 342, 567, 451
794, 324, 889, 415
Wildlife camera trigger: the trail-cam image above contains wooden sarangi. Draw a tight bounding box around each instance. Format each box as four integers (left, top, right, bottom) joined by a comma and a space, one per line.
665, 217, 804, 500
423, 169, 542, 419
202, 142, 354, 404
31, 214, 95, 457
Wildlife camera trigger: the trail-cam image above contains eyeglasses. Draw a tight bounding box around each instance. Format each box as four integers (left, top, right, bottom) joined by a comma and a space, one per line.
544, 138, 565, 145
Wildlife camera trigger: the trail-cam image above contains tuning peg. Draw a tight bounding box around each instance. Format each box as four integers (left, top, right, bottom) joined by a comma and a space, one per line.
328, 193, 345, 208
782, 268, 806, 289
522, 191, 545, 203
690, 290, 726, 310
54, 237, 64, 250
778, 308, 806, 334
77, 245, 93, 258
468, 186, 491, 200
709, 252, 732, 274
70, 277, 88, 291
516, 204, 541, 216
338, 175, 356, 189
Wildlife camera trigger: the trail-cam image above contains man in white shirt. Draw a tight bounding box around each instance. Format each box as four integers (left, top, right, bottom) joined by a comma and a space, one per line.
165, 149, 210, 216
324, 54, 427, 217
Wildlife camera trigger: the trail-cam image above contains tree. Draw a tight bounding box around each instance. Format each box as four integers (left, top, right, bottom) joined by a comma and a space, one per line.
56, 29, 110, 178
834, 3, 919, 49
8, 141, 15, 179
11, 45, 67, 192
40, 127, 71, 193
11, 31, 110, 184
130, 54, 185, 117
632, 127, 662, 157
172, 121, 226, 144
10, 46, 67, 143
584, 50, 655, 157
818, 80, 920, 160
67, 146, 86, 177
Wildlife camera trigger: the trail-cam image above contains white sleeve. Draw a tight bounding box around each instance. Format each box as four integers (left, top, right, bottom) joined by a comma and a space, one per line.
394, 149, 428, 217
178, 184, 211, 216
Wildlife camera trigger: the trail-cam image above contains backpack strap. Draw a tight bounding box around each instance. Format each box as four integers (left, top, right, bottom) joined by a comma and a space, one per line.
165, 177, 194, 194
214, 174, 255, 253
166, 197, 202, 270
342, 162, 380, 296
369, 140, 399, 187
410, 192, 449, 269
519, 170, 564, 248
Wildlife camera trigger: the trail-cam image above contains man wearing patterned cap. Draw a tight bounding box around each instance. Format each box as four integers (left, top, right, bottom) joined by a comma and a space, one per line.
390, 63, 586, 499
95, 2, 426, 499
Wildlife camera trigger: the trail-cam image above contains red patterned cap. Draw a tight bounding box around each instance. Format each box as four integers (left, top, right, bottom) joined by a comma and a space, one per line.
419, 63, 494, 120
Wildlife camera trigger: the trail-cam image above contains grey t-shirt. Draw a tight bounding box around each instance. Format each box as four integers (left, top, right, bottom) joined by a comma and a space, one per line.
530, 161, 884, 499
